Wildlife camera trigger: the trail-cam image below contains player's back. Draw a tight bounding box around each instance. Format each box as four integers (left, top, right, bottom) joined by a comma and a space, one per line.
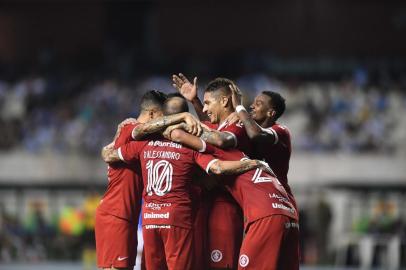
209, 146, 298, 226
98, 123, 143, 222
138, 136, 212, 229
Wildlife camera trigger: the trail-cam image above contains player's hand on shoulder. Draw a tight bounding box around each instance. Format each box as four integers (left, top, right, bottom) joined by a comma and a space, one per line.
162, 123, 186, 141
255, 160, 276, 176
182, 113, 202, 136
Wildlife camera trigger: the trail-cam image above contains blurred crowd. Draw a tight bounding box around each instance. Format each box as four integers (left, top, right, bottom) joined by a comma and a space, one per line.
0, 71, 405, 155
0, 192, 99, 264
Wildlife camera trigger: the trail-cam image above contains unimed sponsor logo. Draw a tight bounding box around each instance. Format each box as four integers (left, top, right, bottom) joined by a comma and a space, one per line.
272, 203, 295, 214
144, 212, 170, 219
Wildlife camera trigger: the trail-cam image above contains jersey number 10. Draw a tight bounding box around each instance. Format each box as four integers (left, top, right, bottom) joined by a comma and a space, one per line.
146, 160, 173, 196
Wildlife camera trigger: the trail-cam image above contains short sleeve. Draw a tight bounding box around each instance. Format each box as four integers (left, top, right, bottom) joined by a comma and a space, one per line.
263, 124, 290, 147
221, 123, 246, 148
118, 141, 144, 163
193, 151, 218, 174
114, 123, 140, 148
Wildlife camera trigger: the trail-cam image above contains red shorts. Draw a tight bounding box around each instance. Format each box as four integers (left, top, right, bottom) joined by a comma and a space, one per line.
208, 199, 243, 269
142, 224, 193, 270
95, 209, 138, 268
193, 195, 209, 270
238, 215, 300, 270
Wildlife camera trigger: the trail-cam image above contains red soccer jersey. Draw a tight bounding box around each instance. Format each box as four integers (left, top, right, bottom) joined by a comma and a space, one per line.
209, 147, 298, 227
118, 136, 216, 229
216, 121, 253, 157
261, 123, 292, 195
98, 123, 144, 222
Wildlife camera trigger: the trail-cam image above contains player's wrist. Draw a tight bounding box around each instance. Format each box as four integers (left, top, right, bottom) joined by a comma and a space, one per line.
235, 105, 246, 113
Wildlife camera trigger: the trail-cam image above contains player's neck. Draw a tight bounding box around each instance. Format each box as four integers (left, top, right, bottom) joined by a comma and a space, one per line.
259, 118, 275, 128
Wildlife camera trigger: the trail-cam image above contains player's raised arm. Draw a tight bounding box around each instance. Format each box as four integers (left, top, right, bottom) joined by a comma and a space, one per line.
172, 73, 209, 121
208, 159, 273, 175
229, 83, 277, 146
131, 112, 202, 140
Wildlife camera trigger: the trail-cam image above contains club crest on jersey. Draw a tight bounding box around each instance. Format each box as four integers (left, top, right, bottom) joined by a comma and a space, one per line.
239, 254, 249, 267
211, 250, 223, 263
251, 168, 273, 183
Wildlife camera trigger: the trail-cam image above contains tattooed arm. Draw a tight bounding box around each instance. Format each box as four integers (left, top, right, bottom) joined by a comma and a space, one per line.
209, 159, 273, 175
101, 144, 120, 163
200, 128, 236, 149
132, 112, 202, 140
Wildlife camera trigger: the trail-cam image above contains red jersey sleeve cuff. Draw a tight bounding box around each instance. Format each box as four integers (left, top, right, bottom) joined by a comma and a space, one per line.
223, 131, 238, 147
206, 159, 219, 174
118, 147, 125, 161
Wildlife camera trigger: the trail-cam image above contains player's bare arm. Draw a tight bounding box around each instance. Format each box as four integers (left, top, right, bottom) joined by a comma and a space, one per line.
230, 83, 276, 145
101, 144, 121, 163
209, 159, 273, 175
163, 124, 207, 152
132, 112, 202, 140
172, 73, 209, 121
200, 127, 236, 149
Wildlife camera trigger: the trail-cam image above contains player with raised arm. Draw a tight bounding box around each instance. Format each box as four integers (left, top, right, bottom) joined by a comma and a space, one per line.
95, 90, 167, 270
173, 74, 253, 269
101, 132, 272, 270
229, 83, 297, 210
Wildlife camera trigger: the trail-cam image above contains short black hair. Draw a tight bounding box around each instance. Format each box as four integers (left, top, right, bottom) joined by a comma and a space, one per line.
262, 91, 286, 120
140, 90, 167, 112
204, 77, 234, 97
164, 92, 189, 114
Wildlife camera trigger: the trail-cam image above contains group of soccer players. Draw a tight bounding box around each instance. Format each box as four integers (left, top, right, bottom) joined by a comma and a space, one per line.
94, 74, 299, 270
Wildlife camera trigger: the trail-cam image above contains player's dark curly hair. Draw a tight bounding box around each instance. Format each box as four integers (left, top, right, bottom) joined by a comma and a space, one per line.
262, 91, 286, 120
204, 77, 235, 97
140, 90, 167, 112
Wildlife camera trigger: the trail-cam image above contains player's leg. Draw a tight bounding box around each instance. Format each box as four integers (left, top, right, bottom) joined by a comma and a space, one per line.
95, 209, 138, 270
238, 215, 299, 270
142, 225, 168, 270
193, 191, 209, 270
208, 199, 243, 269
162, 225, 194, 270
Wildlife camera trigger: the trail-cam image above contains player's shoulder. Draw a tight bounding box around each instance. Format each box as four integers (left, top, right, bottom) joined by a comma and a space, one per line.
269, 123, 290, 135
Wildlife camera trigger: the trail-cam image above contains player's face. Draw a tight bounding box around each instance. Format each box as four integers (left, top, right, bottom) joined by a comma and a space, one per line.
203, 92, 222, 123
250, 94, 272, 122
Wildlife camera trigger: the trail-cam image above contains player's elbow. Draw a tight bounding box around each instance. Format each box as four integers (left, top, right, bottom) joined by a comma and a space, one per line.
209, 161, 224, 175
169, 129, 184, 142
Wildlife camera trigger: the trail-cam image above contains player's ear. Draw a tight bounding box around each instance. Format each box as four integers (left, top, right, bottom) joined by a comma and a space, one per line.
267, 109, 275, 118
221, 95, 229, 108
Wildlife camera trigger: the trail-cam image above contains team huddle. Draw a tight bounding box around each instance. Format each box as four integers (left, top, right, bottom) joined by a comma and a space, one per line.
95, 74, 299, 270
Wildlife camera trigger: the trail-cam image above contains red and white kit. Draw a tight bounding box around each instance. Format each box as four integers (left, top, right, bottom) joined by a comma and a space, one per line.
95, 123, 143, 269
208, 146, 300, 270
118, 136, 217, 270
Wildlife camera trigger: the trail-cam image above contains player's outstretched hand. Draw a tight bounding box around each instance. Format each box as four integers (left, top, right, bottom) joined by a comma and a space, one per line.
183, 113, 202, 136
162, 123, 186, 140
229, 83, 243, 110
255, 160, 276, 177
172, 73, 198, 102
